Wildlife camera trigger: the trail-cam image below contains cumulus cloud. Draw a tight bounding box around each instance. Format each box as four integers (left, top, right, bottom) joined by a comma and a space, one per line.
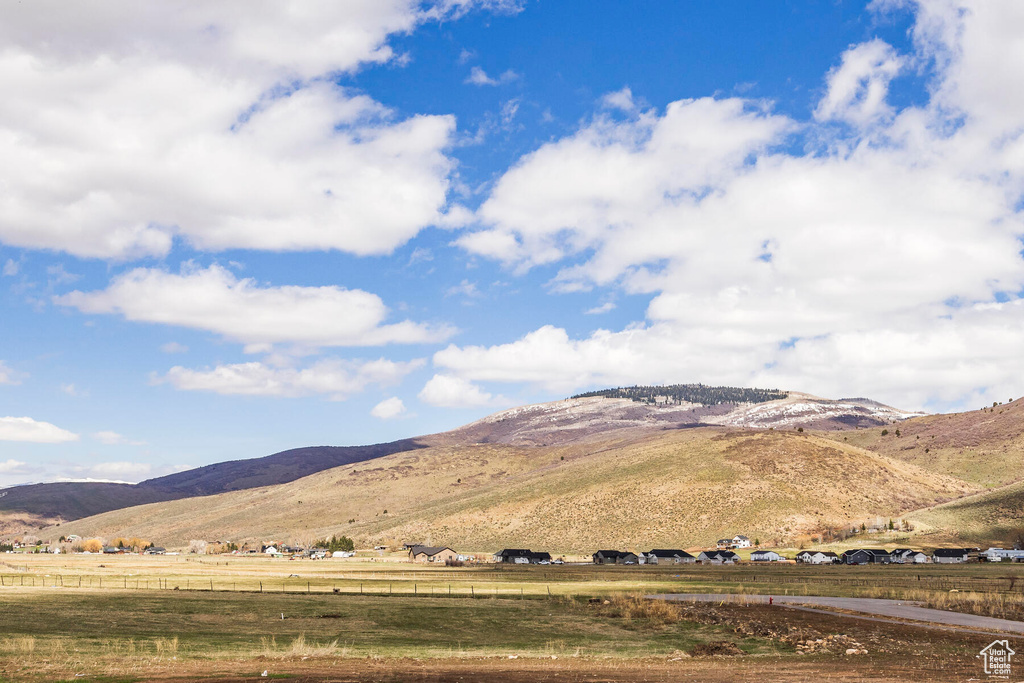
371, 396, 408, 419
0, 416, 79, 443
157, 357, 424, 400
418, 373, 506, 407
56, 264, 454, 348
0, 2, 468, 259
447, 2, 1024, 411
814, 38, 903, 126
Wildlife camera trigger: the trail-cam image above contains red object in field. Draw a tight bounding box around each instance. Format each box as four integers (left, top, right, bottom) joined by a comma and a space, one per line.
769, 597, 773, 605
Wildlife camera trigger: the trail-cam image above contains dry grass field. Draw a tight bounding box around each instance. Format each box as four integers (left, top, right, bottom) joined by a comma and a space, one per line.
0, 555, 1016, 682
50, 428, 981, 552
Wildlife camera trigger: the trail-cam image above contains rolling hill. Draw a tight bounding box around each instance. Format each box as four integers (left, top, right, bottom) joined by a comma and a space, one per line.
0, 388, 919, 527
12, 387, 1024, 550
0, 440, 424, 524
50, 427, 979, 551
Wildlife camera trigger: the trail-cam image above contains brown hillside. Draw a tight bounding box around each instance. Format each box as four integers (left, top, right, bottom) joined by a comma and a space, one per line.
907, 479, 1024, 547
820, 397, 1024, 487
53, 428, 978, 553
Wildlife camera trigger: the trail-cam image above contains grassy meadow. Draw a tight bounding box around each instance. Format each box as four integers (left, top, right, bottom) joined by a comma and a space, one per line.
0, 554, 1020, 680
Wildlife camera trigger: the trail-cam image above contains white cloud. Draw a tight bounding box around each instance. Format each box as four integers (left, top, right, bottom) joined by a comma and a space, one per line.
0, 416, 79, 443
601, 87, 637, 113
160, 342, 189, 354
2, 259, 18, 277
371, 396, 408, 419
464, 66, 519, 86
814, 38, 903, 126
446, 279, 480, 298
585, 302, 616, 315
0, 2, 466, 259
0, 361, 20, 386
93, 430, 146, 446
60, 383, 86, 397
418, 373, 505, 407
56, 264, 454, 348
447, 3, 1024, 411
158, 357, 424, 400
0, 459, 28, 474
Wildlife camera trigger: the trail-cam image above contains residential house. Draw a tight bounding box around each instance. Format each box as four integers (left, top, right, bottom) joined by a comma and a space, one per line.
645, 549, 695, 565
795, 551, 839, 565
932, 548, 970, 564
889, 549, 929, 564
750, 550, 784, 562
716, 538, 734, 549
494, 549, 533, 564
592, 550, 639, 565
697, 550, 739, 564
143, 546, 166, 555
842, 549, 891, 565
408, 545, 459, 564
981, 548, 1024, 562
732, 535, 752, 548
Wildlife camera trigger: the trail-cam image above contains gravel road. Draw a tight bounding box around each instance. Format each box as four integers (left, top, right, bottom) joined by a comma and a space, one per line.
650, 593, 1024, 635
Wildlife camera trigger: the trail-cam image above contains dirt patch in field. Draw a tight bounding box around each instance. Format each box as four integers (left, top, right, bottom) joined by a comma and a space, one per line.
84, 655, 985, 682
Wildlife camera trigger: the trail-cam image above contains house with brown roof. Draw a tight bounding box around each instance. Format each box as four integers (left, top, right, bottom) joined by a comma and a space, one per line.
408, 545, 458, 564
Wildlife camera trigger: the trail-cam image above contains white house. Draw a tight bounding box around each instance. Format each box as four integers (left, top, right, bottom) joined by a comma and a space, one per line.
732, 535, 752, 548
750, 550, 783, 562
982, 548, 1024, 562
795, 551, 840, 565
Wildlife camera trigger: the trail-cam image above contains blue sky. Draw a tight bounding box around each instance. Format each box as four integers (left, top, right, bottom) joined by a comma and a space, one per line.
2, 1, 1024, 486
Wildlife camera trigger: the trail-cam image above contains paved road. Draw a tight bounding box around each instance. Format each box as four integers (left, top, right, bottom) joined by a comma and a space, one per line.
650, 593, 1024, 635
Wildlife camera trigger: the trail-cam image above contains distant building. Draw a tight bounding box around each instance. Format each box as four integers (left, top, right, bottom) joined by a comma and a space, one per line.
750, 550, 784, 562
932, 548, 970, 564
841, 549, 891, 565
795, 551, 839, 565
732, 535, 752, 548
644, 549, 695, 565
697, 550, 738, 565
408, 545, 459, 564
889, 549, 929, 564
981, 548, 1024, 562
592, 550, 639, 565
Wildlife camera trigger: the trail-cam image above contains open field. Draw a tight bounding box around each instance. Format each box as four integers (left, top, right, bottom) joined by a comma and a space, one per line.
0, 555, 1021, 680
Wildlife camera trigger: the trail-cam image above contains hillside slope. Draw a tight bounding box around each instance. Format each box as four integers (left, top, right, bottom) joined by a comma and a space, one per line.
906, 480, 1024, 546
53, 428, 978, 552
821, 397, 1024, 487
1, 390, 922, 527
0, 440, 424, 523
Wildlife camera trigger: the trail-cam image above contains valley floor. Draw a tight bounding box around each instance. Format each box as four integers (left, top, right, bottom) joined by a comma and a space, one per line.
0, 556, 1020, 681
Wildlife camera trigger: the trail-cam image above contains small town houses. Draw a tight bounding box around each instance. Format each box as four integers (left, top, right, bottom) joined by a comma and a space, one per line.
795, 550, 840, 564
697, 550, 739, 564
494, 548, 553, 564
408, 545, 459, 564
645, 549, 696, 564
750, 550, 784, 562
716, 535, 752, 550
